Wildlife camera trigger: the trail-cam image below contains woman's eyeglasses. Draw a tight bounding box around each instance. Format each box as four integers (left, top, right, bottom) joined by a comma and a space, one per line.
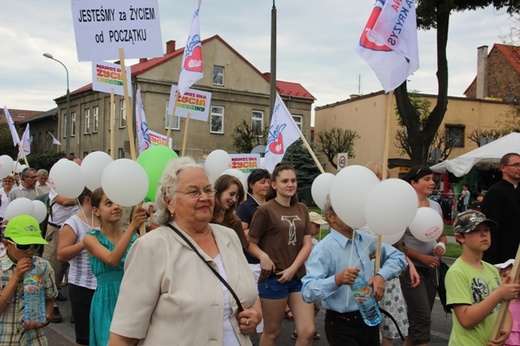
6, 240, 42, 252
177, 187, 217, 198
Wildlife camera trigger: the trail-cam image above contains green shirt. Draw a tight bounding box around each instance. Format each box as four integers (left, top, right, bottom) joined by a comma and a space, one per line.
446, 257, 501, 345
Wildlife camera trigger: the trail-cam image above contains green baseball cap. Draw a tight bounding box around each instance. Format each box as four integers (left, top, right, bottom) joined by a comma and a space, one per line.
3, 215, 47, 245
454, 210, 497, 234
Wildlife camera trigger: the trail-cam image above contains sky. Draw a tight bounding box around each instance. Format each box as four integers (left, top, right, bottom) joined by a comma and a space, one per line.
0, 1, 516, 113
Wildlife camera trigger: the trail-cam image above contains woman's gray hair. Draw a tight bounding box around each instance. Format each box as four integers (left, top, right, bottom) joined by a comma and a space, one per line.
323, 194, 335, 215
154, 156, 208, 225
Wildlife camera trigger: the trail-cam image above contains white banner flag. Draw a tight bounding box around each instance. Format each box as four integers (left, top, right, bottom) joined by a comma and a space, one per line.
19, 124, 31, 157
3, 106, 21, 147
135, 89, 151, 154
355, 0, 419, 92
48, 132, 62, 146
177, 0, 203, 96
264, 93, 303, 173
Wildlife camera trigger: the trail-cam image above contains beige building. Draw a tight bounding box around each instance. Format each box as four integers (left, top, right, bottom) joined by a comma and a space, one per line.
52, 35, 315, 159
315, 91, 513, 175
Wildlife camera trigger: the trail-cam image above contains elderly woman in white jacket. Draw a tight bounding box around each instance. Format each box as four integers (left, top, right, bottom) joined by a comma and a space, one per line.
108, 157, 261, 346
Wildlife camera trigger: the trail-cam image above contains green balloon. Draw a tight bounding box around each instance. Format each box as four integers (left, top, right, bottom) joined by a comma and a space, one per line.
136, 146, 179, 202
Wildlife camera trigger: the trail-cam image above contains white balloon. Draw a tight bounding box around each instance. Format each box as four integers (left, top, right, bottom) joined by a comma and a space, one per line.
311, 173, 335, 210
365, 179, 418, 235
5, 197, 34, 220
381, 228, 406, 245
329, 165, 379, 229
221, 169, 247, 191
0, 155, 14, 179
101, 159, 149, 207
50, 159, 85, 198
204, 150, 231, 183
81, 151, 113, 190
32, 200, 48, 223
409, 207, 444, 242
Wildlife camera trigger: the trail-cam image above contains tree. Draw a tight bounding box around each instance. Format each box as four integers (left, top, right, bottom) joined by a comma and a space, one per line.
316, 127, 360, 170
0, 122, 18, 159
395, 0, 520, 165
230, 120, 268, 153
283, 139, 322, 206
394, 92, 454, 161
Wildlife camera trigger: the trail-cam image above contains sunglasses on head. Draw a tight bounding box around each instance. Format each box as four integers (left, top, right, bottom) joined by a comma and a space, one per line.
6, 239, 42, 252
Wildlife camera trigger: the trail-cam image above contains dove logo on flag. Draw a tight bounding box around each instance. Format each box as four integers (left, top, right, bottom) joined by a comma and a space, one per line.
359, 1, 391, 52
183, 39, 203, 72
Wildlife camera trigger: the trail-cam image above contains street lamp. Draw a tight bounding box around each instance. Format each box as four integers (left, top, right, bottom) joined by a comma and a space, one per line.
43, 53, 71, 156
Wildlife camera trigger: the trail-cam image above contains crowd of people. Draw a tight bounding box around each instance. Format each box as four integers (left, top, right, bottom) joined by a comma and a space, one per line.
0, 153, 519, 345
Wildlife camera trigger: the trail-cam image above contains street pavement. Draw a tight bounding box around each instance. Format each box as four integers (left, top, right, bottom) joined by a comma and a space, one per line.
46, 252, 458, 345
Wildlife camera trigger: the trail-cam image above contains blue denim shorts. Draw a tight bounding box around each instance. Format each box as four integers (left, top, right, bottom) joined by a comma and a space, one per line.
258, 275, 303, 299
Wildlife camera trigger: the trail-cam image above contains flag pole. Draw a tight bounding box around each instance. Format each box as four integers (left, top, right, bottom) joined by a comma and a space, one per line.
181, 112, 190, 157
299, 134, 324, 174
166, 90, 179, 145
110, 88, 115, 159
118, 48, 136, 161
375, 90, 394, 273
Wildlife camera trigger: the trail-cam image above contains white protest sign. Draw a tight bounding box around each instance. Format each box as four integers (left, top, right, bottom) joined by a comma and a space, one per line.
92, 61, 132, 96
149, 130, 172, 149
167, 85, 212, 122
71, 0, 163, 61
229, 154, 261, 175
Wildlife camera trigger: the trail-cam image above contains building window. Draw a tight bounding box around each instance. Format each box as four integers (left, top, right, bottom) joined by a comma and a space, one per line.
63, 114, 68, 138
119, 99, 127, 128
165, 100, 180, 130
252, 110, 264, 137
71, 112, 76, 137
293, 115, 303, 131
93, 106, 99, 133
210, 106, 224, 134
445, 124, 465, 148
213, 65, 224, 86
84, 108, 91, 134
118, 148, 125, 158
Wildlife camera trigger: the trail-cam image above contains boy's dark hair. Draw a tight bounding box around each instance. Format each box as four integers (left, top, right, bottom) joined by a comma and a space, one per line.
403, 165, 432, 184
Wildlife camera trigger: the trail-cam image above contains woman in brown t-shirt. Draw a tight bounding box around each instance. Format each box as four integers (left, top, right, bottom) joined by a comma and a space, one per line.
248, 162, 316, 346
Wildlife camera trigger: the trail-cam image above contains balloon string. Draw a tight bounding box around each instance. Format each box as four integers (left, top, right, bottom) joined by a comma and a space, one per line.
76, 198, 95, 228
352, 234, 376, 269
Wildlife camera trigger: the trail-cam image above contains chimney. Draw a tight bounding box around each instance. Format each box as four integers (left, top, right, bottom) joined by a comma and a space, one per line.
476, 45, 488, 99
166, 40, 176, 54
139, 58, 148, 63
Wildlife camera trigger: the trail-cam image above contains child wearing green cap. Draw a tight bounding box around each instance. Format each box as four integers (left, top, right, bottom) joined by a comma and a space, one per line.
0, 214, 58, 345
446, 209, 520, 345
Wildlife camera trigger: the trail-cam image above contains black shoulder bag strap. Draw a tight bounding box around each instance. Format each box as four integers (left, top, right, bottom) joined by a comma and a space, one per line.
166, 224, 244, 313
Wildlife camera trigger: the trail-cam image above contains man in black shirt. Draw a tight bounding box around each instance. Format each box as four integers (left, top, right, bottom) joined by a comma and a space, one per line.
482, 152, 520, 264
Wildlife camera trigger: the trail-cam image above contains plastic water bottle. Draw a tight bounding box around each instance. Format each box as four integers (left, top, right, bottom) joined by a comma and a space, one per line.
23, 257, 46, 324
351, 273, 381, 326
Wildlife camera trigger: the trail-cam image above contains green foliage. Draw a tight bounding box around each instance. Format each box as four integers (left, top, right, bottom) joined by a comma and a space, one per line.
230, 120, 268, 153
283, 139, 323, 206
27, 152, 65, 171
0, 123, 18, 158
316, 127, 360, 170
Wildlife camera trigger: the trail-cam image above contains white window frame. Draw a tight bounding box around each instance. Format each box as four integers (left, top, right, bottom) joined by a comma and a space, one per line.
63, 113, 68, 138
164, 100, 180, 130
71, 112, 76, 137
93, 106, 99, 133
84, 108, 91, 134
213, 65, 224, 86
119, 99, 127, 128
252, 110, 264, 137
210, 106, 224, 134
292, 115, 303, 131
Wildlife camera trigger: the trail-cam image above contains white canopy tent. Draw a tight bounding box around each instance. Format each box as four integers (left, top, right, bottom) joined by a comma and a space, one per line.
430, 132, 520, 177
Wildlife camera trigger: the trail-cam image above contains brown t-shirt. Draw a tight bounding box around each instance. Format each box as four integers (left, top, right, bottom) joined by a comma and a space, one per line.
249, 199, 311, 280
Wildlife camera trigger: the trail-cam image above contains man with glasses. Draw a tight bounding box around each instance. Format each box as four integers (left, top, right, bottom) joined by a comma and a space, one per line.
482, 152, 520, 264
0, 214, 58, 345
8, 168, 42, 202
